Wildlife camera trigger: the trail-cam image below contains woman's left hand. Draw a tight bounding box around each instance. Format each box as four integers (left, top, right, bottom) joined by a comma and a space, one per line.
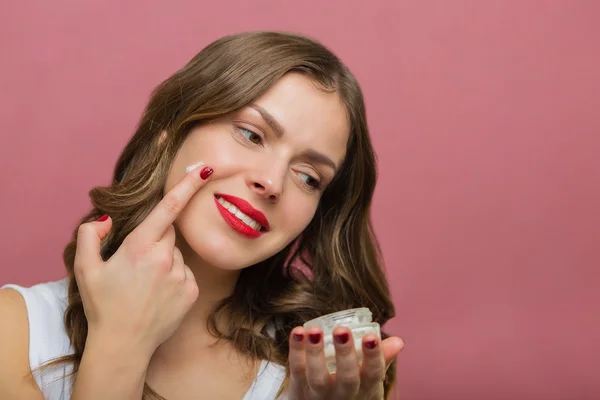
287, 326, 404, 400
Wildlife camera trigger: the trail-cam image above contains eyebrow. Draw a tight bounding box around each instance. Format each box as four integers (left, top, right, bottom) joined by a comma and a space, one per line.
302, 149, 338, 173
248, 103, 339, 173
249, 104, 285, 138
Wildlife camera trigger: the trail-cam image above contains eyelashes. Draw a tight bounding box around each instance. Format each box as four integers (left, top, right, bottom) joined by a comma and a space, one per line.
235, 126, 324, 191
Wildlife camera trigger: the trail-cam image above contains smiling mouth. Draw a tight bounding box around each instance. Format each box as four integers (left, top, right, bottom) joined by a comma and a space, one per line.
215, 195, 265, 232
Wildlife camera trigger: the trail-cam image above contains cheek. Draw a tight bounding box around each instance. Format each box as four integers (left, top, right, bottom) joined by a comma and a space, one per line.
208, 140, 250, 173
167, 131, 250, 191
191, 130, 255, 177
278, 197, 319, 236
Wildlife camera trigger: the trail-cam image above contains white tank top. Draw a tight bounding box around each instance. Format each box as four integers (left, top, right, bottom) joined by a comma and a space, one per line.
2, 279, 287, 400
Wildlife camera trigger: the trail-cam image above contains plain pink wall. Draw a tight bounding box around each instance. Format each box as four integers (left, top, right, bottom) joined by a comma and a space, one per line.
1, 1, 599, 399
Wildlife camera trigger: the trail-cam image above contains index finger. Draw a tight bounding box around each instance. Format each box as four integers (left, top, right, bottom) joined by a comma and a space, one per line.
133, 163, 213, 243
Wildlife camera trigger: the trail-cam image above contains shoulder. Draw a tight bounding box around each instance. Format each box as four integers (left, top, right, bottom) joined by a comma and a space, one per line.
1, 279, 70, 351
0, 287, 44, 399
0, 279, 73, 399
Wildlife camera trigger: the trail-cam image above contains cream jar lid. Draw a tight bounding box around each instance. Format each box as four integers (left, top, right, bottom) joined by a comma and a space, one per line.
303, 308, 374, 332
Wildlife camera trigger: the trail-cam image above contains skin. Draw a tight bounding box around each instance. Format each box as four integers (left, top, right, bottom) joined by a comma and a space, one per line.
0, 73, 403, 400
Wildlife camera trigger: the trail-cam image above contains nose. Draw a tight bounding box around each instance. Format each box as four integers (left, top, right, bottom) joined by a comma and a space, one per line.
247, 164, 284, 202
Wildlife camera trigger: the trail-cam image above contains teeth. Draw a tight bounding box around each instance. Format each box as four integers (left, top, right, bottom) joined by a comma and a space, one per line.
217, 197, 263, 231
241, 214, 252, 225
234, 209, 245, 220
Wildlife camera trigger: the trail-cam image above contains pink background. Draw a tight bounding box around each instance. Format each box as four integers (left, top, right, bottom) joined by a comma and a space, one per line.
1, 1, 599, 399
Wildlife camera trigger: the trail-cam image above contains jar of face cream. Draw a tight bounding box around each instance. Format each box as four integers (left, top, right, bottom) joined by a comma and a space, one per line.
303, 308, 381, 374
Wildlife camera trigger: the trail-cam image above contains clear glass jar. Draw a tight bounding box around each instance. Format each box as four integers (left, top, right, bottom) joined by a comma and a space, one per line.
303, 308, 381, 374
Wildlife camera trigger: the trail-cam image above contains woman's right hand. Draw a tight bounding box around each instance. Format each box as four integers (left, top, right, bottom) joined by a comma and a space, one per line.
73, 164, 214, 358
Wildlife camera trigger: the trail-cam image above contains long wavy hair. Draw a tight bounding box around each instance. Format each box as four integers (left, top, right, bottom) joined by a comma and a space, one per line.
50, 31, 396, 399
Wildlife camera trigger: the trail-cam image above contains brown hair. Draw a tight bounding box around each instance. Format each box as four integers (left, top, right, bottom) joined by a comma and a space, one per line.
51, 31, 396, 398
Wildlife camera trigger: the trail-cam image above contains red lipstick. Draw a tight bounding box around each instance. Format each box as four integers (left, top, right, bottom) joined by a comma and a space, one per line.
214, 194, 270, 238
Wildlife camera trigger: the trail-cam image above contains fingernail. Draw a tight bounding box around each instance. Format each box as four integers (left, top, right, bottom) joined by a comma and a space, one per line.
365, 339, 378, 350
97, 214, 109, 222
335, 332, 350, 345
308, 333, 321, 344
200, 166, 213, 180
293, 333, 304, 342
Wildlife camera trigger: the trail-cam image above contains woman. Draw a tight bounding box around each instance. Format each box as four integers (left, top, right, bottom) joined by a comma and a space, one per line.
0, 31, 404, 399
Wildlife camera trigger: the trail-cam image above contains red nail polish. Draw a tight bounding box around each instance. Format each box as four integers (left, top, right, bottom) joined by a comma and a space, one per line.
200, 166, 213, 180
335, 332, 350, 345
365, 339, 378, 349
308, 333, 322, 344
293, 333, 304, 342
97, 214, 109, 222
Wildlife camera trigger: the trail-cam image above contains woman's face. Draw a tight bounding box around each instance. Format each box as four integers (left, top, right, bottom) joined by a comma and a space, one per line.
164, 73, 350, 270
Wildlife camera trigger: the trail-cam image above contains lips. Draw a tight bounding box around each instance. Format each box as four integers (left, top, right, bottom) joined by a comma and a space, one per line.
214, 194, 270, 238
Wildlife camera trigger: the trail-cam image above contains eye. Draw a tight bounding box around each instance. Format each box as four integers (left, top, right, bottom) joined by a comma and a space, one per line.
239, 127, 263, 145
298, 172, 322, 190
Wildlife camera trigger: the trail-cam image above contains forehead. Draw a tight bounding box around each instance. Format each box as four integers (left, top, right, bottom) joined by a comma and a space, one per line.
252, 73, 350, 165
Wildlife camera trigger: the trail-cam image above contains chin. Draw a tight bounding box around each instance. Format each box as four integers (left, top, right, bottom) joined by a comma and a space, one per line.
186, 234, 252, 271
177, 228, 268, 272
